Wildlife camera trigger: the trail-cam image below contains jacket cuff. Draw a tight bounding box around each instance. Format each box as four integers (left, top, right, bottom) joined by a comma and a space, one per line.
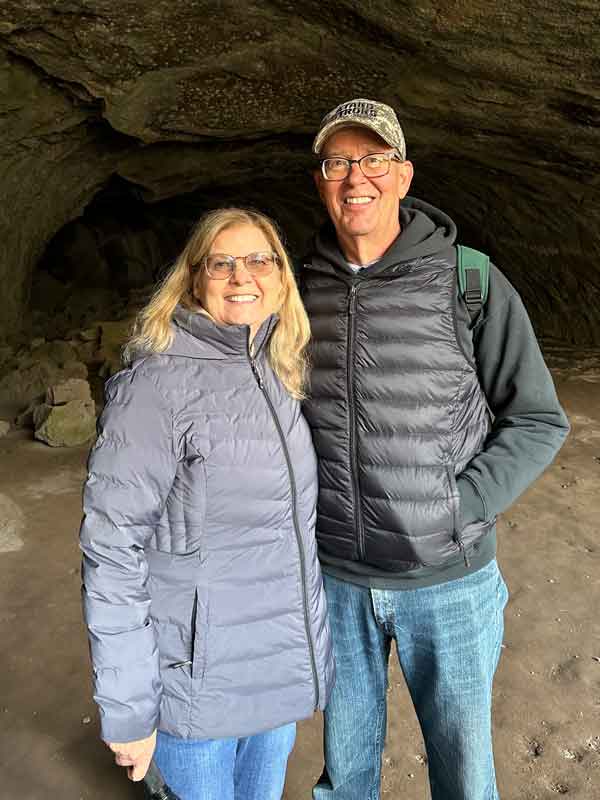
99, 712, 159, 744
457, 476, 486, 527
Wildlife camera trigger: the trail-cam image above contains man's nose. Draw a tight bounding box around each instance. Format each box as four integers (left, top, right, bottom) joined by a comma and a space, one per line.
346, 161, 366, 185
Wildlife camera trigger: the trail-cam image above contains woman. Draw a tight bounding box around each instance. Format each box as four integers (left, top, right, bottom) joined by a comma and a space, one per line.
79, 208, 334, 800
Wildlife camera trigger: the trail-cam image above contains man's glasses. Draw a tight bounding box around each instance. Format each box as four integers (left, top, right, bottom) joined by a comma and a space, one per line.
202, 251, 280, 280
319, 151, 402, 181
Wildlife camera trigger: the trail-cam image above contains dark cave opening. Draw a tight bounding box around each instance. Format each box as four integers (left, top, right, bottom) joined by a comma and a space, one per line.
24, 150, 600, 349
29, 171, 328, 341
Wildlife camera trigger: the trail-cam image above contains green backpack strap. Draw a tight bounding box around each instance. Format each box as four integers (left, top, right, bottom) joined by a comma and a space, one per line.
456, 245, 490, 322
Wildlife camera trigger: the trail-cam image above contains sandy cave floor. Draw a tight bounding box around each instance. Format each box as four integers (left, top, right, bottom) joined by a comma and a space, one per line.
0, 351, 599, 800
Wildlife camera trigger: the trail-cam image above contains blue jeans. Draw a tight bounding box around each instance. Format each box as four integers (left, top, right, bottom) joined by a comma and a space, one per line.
313, 559, 509, 800
154, 723, 296, 800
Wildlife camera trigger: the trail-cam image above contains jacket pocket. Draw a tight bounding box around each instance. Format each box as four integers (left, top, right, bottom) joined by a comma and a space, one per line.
154, 618, 193, 691
407, 467, 463, 567
160, 588, 210, 686
147, 550, 208, 686
446, 464, 473, 565
191, 587, 209, 687
446, 465, 495, 565
445, 465, 460, 538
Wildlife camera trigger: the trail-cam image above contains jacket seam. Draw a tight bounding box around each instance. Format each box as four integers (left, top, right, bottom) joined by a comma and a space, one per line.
448, 363, 470, 464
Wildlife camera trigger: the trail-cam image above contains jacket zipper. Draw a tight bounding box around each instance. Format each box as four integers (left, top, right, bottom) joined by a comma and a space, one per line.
306, 262, 418, 565
456, 534, 471, 568
347, 283, 366, 561
249, 355, 320, 710
446, 466, 470, 568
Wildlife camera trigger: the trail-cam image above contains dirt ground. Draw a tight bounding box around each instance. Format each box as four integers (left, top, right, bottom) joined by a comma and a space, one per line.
1, 350, 599, 800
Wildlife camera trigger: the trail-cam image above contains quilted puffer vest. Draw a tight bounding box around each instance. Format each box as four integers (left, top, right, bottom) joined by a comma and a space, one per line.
302, 253, 493, 571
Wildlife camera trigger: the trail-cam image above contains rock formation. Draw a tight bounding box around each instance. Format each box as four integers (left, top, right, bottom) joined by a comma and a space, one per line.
0, 1, 598, 343
33, 378, 96, 447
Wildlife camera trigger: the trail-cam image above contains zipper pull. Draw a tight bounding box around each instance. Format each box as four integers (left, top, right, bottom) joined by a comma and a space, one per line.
455, 536, 471, 568
348, 285, 358, 315
250, 359, 264, 389
168, 659, 192, 669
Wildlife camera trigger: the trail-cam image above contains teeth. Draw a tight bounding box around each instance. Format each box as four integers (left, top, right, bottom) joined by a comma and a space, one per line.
227, 295, 258, 303
345, 197, 372, 205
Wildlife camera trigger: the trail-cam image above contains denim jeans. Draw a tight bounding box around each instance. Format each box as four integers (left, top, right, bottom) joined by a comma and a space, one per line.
313, 559, 509, 800
154, 723, 296, 800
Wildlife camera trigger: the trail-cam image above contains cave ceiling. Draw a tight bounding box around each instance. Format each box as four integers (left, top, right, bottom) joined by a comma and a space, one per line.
0, 0, 598, 342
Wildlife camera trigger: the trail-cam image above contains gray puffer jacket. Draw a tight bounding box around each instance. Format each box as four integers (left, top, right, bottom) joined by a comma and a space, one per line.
80, 306, 334, 743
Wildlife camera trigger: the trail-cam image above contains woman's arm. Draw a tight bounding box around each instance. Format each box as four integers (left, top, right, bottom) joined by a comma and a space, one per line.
79, 365, 178, 745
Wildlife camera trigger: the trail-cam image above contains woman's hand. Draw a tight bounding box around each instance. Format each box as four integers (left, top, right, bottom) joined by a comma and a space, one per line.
107, 729, 157, 781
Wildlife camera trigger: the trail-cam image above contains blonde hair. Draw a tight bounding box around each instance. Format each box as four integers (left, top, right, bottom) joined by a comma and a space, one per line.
126, 208, 310, 399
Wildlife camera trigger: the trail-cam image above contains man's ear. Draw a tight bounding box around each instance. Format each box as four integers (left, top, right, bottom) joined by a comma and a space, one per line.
313, 170, 326, 204
397, 160, 414, 200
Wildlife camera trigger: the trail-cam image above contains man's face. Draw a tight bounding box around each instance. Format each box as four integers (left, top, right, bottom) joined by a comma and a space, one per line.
314, 126, 413, 250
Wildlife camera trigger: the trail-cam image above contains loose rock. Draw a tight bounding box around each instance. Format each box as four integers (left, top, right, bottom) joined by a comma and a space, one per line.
34, 398, 96, 447
46, 378, 92, 406
0, 358, 89, 411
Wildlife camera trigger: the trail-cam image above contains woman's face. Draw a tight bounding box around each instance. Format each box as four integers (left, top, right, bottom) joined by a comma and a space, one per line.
194, 224, 283, 338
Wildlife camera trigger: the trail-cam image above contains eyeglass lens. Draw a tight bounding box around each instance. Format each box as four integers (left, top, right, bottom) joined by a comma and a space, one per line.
205, 252, 277, 278
321, 153, 396, 180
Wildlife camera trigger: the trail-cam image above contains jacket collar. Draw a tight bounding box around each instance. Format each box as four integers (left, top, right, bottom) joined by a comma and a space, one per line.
166, 304, 278, 360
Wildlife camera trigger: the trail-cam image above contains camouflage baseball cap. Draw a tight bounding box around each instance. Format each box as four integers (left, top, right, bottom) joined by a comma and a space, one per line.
312, 98, 406, 159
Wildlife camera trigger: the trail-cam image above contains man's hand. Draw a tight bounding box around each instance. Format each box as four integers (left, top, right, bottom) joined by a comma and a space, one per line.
107, 729, 157, 781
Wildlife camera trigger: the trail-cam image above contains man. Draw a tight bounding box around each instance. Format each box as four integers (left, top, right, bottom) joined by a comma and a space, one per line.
300, 98, 570, 800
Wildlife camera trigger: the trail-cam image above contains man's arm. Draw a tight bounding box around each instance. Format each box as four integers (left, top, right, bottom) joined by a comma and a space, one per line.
456, 265, 570, 525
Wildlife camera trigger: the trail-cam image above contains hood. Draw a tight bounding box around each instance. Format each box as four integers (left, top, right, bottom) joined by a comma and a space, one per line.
125, 304, 277, 365
307, 196, 457, 279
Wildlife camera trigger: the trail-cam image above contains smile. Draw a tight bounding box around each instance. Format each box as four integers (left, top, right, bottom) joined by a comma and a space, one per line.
344, 197, 374, 205
225, 295, 259, 303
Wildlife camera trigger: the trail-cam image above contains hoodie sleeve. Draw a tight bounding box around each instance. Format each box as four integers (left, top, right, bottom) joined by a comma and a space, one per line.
79, 366, 177, 743
456, 266, 570, 525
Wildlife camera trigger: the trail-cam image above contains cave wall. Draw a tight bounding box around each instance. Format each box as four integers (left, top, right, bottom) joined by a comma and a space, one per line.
0, 0, 598, 343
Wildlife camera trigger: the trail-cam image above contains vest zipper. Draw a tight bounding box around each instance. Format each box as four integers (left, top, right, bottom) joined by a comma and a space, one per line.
249, 355, 320, 710
447, 465, 471, 568
347, 283, 365, 561
455, 533, 471, 568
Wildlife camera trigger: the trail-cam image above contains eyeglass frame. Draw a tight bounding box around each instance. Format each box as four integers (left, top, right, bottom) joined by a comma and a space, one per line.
318, 150, 403, 181
198, 251, 281, 280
